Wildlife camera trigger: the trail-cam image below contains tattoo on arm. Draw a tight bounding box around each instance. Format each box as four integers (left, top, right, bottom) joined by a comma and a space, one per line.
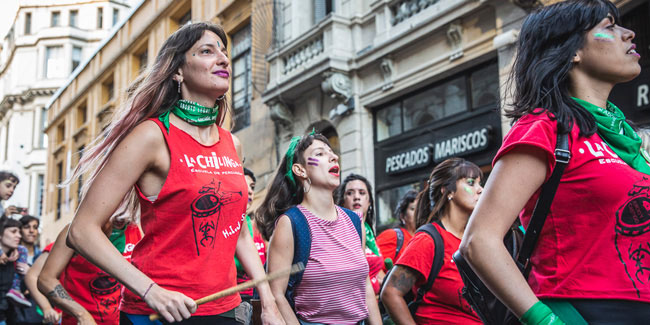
46, 284, 73, 301
387, 266, 418, 295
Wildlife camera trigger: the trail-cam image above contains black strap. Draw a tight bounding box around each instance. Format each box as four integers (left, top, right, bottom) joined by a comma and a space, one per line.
516, 132, 570, 277
393, 228, 405, 260
415, 223, 444, 304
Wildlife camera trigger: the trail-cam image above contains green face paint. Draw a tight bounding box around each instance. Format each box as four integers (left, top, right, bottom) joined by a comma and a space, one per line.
594, 32, 615, 40
463, 185, 473, 195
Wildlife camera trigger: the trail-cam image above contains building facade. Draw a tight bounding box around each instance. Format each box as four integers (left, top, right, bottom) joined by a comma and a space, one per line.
262, 0, 649, 229
42, 0, 274, 244
0, 0, 131, 222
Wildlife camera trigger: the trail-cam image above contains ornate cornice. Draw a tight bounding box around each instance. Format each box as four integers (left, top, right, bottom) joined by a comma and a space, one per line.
0, 88, 56, 119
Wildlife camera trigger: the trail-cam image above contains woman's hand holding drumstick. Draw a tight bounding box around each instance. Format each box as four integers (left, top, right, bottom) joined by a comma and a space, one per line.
149, 263, 305, 321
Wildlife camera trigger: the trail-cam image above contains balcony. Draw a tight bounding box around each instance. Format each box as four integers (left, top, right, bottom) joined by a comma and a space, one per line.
263, 15, 354, 104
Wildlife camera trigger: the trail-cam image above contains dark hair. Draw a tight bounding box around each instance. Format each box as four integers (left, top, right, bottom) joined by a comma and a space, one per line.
415, 158, 483, 228
255, 133, 331, 241
0, 171, 19, 184
20, 215, 39, 228
67, 22, 229, 218
394, 190, 419, 225
335, 174, 376, 232
506, 0, 619, 136
1, 218, 21, 232
243, 167, 256, 183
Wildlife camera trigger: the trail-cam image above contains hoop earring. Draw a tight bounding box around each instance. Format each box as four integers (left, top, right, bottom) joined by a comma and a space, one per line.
217, 94, 225, 101
304, 177, 312, 194
177, 80, 182, 94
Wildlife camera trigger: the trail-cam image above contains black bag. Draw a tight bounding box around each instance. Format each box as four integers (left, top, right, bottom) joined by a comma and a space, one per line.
452, 132, 571, 325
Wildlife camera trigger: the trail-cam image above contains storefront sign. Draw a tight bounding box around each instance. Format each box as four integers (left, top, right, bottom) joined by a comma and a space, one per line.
385, 144, 433, 175
433, 126, 491, 163
610, 68, 650, 125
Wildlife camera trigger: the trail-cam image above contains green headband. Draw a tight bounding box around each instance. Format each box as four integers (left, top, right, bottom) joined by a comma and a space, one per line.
284, 129, 317, 190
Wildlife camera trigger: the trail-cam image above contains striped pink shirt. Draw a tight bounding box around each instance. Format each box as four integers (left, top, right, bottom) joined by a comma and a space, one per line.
293, 205, 369, 324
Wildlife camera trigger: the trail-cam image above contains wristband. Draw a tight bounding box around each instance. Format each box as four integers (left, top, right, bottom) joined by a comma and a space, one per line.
520, 301, 565, 325
142, 283, 156, 301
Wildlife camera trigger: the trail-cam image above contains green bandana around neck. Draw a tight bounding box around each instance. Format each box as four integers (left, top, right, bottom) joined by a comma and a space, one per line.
158, 99, 219, 133
109, 226, 126, 254
572, 97, 650, 175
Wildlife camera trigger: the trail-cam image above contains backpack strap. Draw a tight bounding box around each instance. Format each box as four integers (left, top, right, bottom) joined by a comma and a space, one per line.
516, 132, 570, 277
393, 228, 405, 260
411, 223, 444, 314
340, 207, 363, 241
283, 206, 311, 309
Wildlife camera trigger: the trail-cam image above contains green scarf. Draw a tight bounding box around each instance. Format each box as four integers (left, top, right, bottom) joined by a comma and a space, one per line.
573, 97, 650, 175
365, 222, 380, 256
158, 99, 219, 133
109, 226, 126, 254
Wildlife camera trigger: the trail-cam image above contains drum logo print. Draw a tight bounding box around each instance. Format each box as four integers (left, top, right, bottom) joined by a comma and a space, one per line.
615, 176, 650, 297
89, 273, 120, 321
191, 179, 242, 256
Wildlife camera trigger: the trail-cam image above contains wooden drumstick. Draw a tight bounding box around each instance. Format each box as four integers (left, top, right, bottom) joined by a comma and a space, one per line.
149, 262, 305, 321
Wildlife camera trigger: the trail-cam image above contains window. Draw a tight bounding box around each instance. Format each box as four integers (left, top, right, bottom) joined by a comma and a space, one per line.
76, 102, 87, 127
231, 25, 252, 132
178, 10, 191, 27
56, 162, 63, 220
39, 108, 47, 148
56, 122, 65, 144
45, 46, 64, 78
375, 62, 499, 142
24, 13, 31, 35
138, 49, 148, 72
69, 10, 78, 27
377, 182, 421, 227
36, 174, 44, 217
76, 146, 84, 202
112, 8, 119, 26
97, 7, 103, 29
51, 11, 60, 27
72, 46, 82, 72
314, 0, 334, 23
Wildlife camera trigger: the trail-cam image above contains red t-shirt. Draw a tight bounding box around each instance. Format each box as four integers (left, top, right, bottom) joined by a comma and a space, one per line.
495, 111, 650, 302
396, 223, 481, 324
62, 224, 141, 325
121, 119, 248, 316
237, 223, 267, 297
42, 242, 54, 253
376, 227, 413, 263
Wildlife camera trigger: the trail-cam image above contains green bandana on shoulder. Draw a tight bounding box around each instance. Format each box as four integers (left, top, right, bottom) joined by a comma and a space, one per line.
109, 226, 126, 254
573, 97, 650, 175
158, 99, 219, 133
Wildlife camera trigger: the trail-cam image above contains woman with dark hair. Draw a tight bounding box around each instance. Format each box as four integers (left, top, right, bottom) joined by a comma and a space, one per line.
376, 190, 418, 263
0, 218, 23, 325
459, 0, 650, 323
256, 133, 381, 324
63, 22, 282, 324
335, 174, 384, 294
381, 158, 483, 324
19, 216, 40, 265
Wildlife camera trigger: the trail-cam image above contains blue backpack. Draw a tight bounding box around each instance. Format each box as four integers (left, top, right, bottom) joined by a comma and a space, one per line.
283, 205, 363, 309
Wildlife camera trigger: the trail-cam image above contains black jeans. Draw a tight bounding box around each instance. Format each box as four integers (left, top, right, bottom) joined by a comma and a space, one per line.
571, 299, 650, 325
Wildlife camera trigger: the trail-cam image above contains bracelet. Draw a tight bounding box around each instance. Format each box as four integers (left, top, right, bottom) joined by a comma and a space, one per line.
142, 282, 156, 301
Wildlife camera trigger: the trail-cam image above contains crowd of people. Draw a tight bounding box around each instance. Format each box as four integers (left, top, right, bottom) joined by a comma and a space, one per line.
0, 0, 648, 324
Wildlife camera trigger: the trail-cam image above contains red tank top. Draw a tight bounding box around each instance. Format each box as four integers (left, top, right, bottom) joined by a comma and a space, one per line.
120, 119, 247, 316
62, 224, 141, 325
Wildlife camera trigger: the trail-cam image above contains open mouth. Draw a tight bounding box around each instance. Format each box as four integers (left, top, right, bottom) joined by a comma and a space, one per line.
329, 165, 340, 176
627, 45, 640, 57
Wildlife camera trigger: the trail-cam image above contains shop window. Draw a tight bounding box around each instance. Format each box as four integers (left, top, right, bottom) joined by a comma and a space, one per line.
70, 10, 78, 27
471, 64, 499, 109
402, 76, 469, 133
377, 182, 421, 228
51, 11, 60, 27
97, 7, 103, 29
376, 102, 402, 142
231, 25, 252, 132
24, 13, 31, 35
72, 46, 82, 72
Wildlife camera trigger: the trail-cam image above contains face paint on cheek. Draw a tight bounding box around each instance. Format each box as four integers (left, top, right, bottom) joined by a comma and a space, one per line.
594, 32, 615, 41
307, 157, 319, 166
463, 185, 474, 195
